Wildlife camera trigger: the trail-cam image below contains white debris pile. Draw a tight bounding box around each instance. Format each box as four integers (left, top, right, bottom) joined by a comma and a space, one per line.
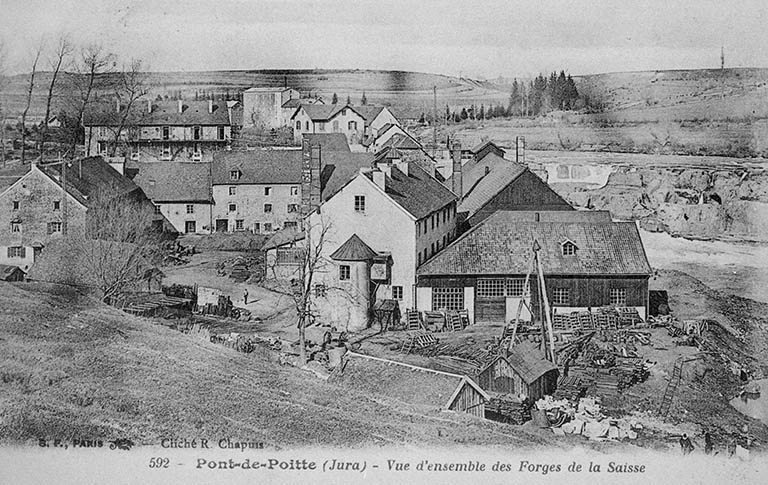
539, 396, 642, 441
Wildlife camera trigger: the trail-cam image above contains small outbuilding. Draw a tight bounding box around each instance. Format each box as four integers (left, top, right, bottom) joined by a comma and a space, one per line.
477, 343, 559, 401
0, 264, 25, 282
333, 352, 490, 418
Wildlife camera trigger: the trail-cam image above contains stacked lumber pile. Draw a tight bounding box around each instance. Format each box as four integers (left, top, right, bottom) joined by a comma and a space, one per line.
610, 360, 650, 391
216, 255, 264, 283
485, 397, 531, 425
423, 311, 446, 332
554, 375, 588, 401
553, 307, 643, 332
594, 370, 621, 399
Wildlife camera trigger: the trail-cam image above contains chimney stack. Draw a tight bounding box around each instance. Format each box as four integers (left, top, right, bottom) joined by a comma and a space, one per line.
178, 100, 183, 114
372, 170, 386, 190
394, 158, 409, 177
147, 98, 152, 113
516, 136, 525, 164
450, 140, 462, 197
208, 99, 213, 114
301, 139, 322, 216
116, 98, 121, 113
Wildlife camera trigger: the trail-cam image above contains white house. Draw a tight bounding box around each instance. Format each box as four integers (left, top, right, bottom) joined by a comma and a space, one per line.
308, 156, 458, 332
354, 106, 401, 138
291, 105, 366, 145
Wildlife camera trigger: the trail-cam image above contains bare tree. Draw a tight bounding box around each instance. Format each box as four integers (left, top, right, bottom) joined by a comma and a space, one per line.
21, 40, 45, 163
72, 181, 162, 302
66, 43, 115, 155
39, 34, 73, 161
0, 38, 7, 166
106, 59, 147, 157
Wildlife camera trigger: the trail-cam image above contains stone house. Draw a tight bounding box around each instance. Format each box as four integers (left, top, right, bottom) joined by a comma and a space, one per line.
242, 87, 301, 129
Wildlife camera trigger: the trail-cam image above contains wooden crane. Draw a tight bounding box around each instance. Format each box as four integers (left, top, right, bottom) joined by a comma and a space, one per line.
507, 239, 557, 363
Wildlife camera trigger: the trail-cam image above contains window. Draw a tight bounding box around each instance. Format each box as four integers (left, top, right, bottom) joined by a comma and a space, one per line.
97, 141, 107, 155
263, 222, 272, 232
287, 204, 298, 213
296, 120, 301, 130
11, 222, 21, 233
342, 108, 347, 116
277, 247, 303, 265
432, 287, 464, 311
53, 200, 60, 211
392, 286, 403, 300
305, 121, 310, 131
562, 241, 577, 256
186, 204, 194, 214
192, 143, 202, 161
162, 126, 170, 140
348, 121, 357, 131
193, 126, 201, 140
264, 204, 273, 213
430, 242, 435, 256
253, 223, 261, 233
229, 203, 237, 212
431, 215, 435, 230
318, 122, 326, 132
7, 247, 25, 258
154, 205, 161, 214
235, 219, 244, 231
218, 126, 225, 140
354, 195, 365, 212
12, 200, 19, 210
264, 186, 272, 196
315, 284, 327, 297
339, 265, 351, 281
290, 186, 299, 196
229, 186, 237, 196
418, 252, 422, 265
185, 221, 196, 234
477, 278, 506, 298
332, 120, 339, 132
46, 222, 62, 235
284, 221, 298, 229
552, 288, 570, 306
130, 145, 140, 161
610, 288, 627, 306
506, 278, 527, 297
230, 170, 240, 181
162, 143, 171, 160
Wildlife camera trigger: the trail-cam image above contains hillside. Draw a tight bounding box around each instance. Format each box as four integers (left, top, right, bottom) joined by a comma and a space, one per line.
0, 281, 554, 448
0, 69, 509, 121
575, 68, 768, 122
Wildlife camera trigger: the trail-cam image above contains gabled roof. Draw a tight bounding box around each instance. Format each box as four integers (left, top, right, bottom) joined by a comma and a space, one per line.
417, 210, 653, 277
379, 132, 423, 150
303, 133, 351, 152
362, 163, 457, 220
0, 264, 24, 280
330, 234, 377, 261
353, 106, 385, 124
281, 98, 305, 109
491, 210, 612, 223
471, 140, 505, 155
503, 342, 559, 384
333, 352, 489, 411
83, 100, 231, 126
262, 228, 305, 251
319, 152, 375, 201
212, 149, 302, 185
131, 162, 212, 203
458, 161, 528, 217
43, 157, 140, 205
291, 104, 364, 122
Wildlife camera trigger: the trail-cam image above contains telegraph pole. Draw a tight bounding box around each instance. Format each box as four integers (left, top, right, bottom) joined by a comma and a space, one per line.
432, 85, 437, 157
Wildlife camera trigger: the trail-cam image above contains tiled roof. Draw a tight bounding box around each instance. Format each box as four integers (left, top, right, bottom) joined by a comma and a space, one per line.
319, 152, 374, 201
131, 162, 212, 203
281, 98, 304, 109
458, 161, 528, 217
471, 140, 504, 154
303, 133, 351, 152
503, 343, 559, 384
44, 157, 140, 204
262, 228, 305, 250
330, 234, 378, 261
292, 104, 363, 121
417, 210, 652, 277
83, 100, 231, 126
379, 132, 423, 150
212, 149, 302, 185
493, 210, 612, 223
353, 106, 384, 124
364, 163, 457, 220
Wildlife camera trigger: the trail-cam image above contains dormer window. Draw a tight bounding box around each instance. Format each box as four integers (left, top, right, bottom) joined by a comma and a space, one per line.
561, 240, 577, 256
230, 170, 241, 181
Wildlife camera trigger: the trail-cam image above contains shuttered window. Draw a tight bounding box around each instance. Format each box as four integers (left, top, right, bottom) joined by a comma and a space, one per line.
7, 247, 25, 258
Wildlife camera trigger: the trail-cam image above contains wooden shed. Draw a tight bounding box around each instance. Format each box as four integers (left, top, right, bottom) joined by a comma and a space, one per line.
477, 343, 559, 401
0, 264, 25, 282
333, 352, 490, 418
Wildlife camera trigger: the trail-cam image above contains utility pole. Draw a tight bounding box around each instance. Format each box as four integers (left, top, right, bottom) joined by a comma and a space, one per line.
432, 85, 437, 157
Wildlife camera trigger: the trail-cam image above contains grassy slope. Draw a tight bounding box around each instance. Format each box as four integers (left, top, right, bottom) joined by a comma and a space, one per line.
0, 282, 556, 449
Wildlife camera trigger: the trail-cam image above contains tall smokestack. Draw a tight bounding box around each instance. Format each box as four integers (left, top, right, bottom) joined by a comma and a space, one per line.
516, 136, 525, 164
451, 140, 462, 197
301, 139, 322, 216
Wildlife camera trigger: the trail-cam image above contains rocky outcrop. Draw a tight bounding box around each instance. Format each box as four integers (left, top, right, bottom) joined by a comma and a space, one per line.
556, 165, 768, 242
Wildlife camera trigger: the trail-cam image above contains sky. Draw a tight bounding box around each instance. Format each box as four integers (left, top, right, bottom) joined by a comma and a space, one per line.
2, 0, 768, 78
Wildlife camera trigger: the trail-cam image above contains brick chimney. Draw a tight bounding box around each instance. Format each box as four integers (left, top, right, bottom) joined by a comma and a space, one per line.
450, 140, 462, 197
301, 139, 322, 216
178, 100, 183, 114
516, 136, 525, 164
